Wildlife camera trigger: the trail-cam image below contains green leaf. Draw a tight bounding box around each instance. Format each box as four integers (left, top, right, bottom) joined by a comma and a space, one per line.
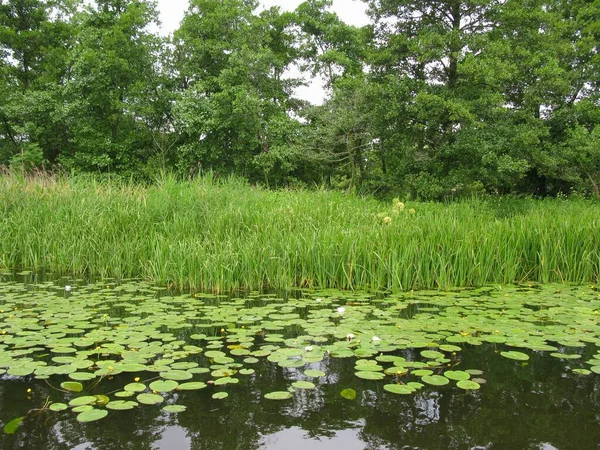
3, 417, 24, 434
60, 381, 83, 392
264, 391, 293, 400
421, 375, 450, 386
149, 380, 179, 393
163, 405, 187, 413
501, 351, 530, 361
136, 393, 164, 405
212, 392, 229, 400
456, 380, 481, 390
383, 384, 415, 394
76, 409, 108, 423
106, 401, 138, 411
340, 388, 356, 400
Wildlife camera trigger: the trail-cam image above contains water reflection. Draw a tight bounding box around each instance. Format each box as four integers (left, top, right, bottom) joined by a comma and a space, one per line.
1, 278, 600, 450
260, 425, 365, 450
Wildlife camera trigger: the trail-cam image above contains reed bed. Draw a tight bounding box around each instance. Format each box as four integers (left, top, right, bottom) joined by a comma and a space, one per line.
0, 172, 598, 291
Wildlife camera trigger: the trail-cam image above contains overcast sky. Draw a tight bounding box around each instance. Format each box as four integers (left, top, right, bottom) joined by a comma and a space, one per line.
155, 0, 370, 104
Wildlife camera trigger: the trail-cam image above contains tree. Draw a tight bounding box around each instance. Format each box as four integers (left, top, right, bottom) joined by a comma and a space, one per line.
172, 0, 301, 180
59, 0, 162, 173
0, 0, 74, 168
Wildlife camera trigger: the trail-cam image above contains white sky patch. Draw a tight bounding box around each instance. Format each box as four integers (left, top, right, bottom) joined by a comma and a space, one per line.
155, 0, 369, 104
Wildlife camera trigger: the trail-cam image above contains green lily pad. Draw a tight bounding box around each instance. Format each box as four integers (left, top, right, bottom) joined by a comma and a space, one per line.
264, 391, 293, 400
412, 369, 433, 377
340, 388, 356, 400
456, 380, 481, 390
149, 380, 179, 392
49, 403, 68, 412
212, 392, 228, 400
69, 396, 97, 407
177, 382, 207, 391
60, 381, 83, 392
214, 376, 239, 386
3, 417, 24, 434
384, 384, 415, 394
163, 405, 187, 413
7, 367, 34, 377
136, 393, 164, 405
76, 409, 108, 423
69, 372, 96, 381
304, 369, 326, 378
355, 371, 385, 380
160, 370, 193, 381
444, 371, 470, 381
420, 350, 445, 359
292, 381, 315, 390
501, 351, 530, 361
550, 353, 581, 360
421, 375, 450, 386
106, 400, 138, 410
124, 383, 146, 393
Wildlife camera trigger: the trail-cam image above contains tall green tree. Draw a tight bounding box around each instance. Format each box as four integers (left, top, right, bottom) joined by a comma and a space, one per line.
172, 0, 301, 180
60, 0, 162, 173
0, 0, 74, 168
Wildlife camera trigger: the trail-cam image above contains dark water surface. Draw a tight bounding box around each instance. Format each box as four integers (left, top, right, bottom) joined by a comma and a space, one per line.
0, 275, 599, 450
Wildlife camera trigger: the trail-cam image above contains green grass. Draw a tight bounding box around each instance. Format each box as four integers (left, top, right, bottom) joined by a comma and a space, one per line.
0, 172, 598, 292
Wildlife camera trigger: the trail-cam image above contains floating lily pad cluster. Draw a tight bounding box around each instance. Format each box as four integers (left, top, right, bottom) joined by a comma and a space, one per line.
0, 280, 599, 424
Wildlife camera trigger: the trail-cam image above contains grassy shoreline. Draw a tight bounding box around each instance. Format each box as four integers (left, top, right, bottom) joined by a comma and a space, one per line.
1, 173, 598, 292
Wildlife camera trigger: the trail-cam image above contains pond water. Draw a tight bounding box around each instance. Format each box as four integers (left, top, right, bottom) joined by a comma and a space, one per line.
1, 275, 599, 450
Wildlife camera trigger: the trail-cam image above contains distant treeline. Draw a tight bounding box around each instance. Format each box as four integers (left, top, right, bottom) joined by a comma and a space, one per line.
1, 0, 599, 199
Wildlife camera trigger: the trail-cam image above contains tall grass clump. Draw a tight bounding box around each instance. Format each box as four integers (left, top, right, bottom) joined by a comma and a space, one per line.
0, 171, 598, 291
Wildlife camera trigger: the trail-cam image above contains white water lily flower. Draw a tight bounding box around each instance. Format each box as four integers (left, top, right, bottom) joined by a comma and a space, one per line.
305, 346, 313, 352
372, 336, 381, 342
347, 333, 355, 340
315, 298, 323, 303
337, 307, 346, 315
64, 285, 72, 292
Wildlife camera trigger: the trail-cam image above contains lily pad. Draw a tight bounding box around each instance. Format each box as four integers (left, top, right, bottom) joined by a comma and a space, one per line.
136, 393, 164, 405
149, 380, 179, 393
49, 403, 68, 412
69, 396, 97, 407
177, 382, 207, 391
340, 388, 356, 400
292, 381, 315, 390
421, 375, 450, 386
444, 371, 470, 381
354, 371, 385, 380
264, 391, 293, 400
384, 384, 415, 394
212, 392, 229, 400
76, 409, 108, 423
163, 405, 187, 413
60, 381, 83, 392
106, 400, 138, 411
3, 417, 24, 434
456, 380, 481, 390
501, 351, 530, 361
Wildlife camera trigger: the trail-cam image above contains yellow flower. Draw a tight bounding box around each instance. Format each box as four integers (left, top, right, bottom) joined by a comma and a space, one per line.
134, 377, 140, 382
26, 388, 32, 394
383, 216, 392, 225
393, 200, 405, 212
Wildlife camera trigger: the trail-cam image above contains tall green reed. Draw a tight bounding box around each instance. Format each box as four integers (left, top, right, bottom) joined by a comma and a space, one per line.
0, 172, 598, 292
